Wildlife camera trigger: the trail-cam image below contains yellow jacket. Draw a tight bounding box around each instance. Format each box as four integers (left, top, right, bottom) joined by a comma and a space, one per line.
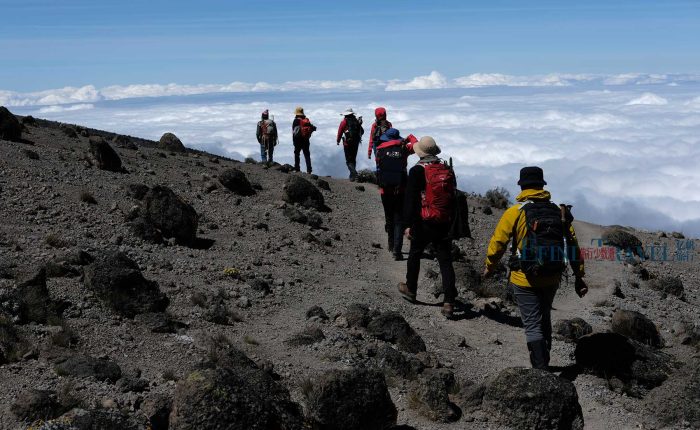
485, 189, 585, 288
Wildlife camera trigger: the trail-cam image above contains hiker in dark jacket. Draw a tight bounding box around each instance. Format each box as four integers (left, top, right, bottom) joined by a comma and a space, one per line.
292, 106, 316, 173
368, 107, 392, 160
398, 136, 457, 318
483, 166, 587, 370
336, 108, 364, 181
256, 109, 278, 163
375, 128, 417, 260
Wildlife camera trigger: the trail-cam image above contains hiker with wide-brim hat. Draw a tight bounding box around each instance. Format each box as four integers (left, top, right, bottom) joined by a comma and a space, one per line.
336, 107, 364, 181
398, 136, 458, 318
483, 166, 588, 370
291, 106, 316, 173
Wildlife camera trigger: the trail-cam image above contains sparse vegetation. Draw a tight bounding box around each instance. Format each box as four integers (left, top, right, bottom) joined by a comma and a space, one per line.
51, 321, 79, 348
223, 267, 241, 279
602, 228, 644, 256
355, 169, 377, 184
244, 157, 257, 164
162, 369, 178, 381
485, 187, 511, 209
190, 292, 208, 308
79, 190, 97, 204
243, 335, 260, 345
45, 234, 69, 249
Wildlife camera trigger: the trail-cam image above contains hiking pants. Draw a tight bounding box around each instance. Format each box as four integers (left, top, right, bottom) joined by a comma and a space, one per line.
511, 283, 558, 344
344, 141, 359, 179
260, 139, 274, 163
293, 139, 312, 173
406, 222, 456, 303
381, 191, 404, 254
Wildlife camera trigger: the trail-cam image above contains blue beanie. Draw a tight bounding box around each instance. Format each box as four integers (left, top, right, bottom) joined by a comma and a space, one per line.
380, 128, 401, 142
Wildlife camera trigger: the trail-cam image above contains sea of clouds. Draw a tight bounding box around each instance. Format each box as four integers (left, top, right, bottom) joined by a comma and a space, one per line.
6, 71, 700, 236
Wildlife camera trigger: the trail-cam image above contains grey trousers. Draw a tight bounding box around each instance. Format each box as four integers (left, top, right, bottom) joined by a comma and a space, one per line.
511, 283, 558, 344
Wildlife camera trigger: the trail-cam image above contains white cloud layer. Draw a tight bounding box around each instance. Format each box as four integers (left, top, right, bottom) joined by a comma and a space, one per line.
3, 72, 699, 107
8, 74, 700, 236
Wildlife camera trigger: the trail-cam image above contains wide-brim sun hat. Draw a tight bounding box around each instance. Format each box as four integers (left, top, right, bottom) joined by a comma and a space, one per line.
341, 108, 355, 116
414, 136, 441, 157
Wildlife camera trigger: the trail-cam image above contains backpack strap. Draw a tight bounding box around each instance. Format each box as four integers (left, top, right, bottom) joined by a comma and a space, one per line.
510, 201, 531, 257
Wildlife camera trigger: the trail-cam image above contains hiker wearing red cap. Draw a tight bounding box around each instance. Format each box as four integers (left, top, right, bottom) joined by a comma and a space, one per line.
368, 107, 392, 160
483, 166, 587, 370
336, 108, 364, 181
374, 128, 417, 260
256, 110, 278, 164
292, 106, 316, 173
398, 136, 457, 318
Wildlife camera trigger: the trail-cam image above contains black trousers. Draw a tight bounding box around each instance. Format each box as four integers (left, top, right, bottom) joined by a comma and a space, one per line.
406, 222, 457, 303
343, 141, 359, 164
381, 191, 404, 254
293, 139, 311, 173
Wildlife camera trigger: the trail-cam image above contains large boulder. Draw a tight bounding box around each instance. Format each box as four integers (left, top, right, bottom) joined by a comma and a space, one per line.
112, 134, 137, 150
367, 311, 426, 353
88, 136, 123, 172
0, 106, 22, 142
611, 309, 663, 348
602, 228, 643, 256
409, 368, 459, 422
83, 251, 169, 318
159, 132, 186, 152
11, 389, 66, 421
373, 343, 424, 380
0, 267, 58, 324
218, 168, 255, 196
575, 332, 672, 391
304, 367, 397, 430
648, 276, 685, 299
170, 346, 303, 430
53, 354, 122, 383
133, 185, 198, 246
283, 175, 329, 212
482, 367, 584, 430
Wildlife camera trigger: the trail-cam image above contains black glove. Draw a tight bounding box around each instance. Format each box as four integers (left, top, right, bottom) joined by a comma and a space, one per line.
575, 277, 588, 298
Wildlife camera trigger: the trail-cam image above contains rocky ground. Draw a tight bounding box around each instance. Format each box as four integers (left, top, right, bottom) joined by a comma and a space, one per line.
1, 110, 699, 429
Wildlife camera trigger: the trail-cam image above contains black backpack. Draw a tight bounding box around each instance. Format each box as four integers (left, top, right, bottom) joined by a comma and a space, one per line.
344, 115, 363, 144
375, 143, 406, 189
510, 201, 566, 276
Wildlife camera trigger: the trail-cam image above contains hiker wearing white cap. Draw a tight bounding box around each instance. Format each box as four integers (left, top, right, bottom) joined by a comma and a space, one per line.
336, 108, 364, 181
399, 136, 458, 318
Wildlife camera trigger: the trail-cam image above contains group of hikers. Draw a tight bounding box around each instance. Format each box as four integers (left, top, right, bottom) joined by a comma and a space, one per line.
257, 106, 589, 371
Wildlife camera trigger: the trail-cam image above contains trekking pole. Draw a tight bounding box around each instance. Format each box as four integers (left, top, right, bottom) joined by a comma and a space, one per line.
560, 204, 571, 287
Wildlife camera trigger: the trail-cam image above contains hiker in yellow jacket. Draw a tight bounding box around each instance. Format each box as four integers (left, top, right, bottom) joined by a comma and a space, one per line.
483, 166, 587, 370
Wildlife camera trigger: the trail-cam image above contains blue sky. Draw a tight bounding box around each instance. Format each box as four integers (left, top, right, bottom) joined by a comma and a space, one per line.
2, 0, 699, 91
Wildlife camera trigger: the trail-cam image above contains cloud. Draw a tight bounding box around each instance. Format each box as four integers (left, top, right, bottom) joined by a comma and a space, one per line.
626, 92, 668, 106
453, 73, 574, 88
38, 103, 95, 113
385, 71, 448, 91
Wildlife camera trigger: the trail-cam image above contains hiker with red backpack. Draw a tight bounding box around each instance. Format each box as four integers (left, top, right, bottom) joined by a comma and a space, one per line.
256, 110, 278, 164
375, 128, 417, 260
292, 106, 316, 173
483, 166, 587, 370
398, 136, 458, 318
336, 108, 364, 181
368, 107, 392, 160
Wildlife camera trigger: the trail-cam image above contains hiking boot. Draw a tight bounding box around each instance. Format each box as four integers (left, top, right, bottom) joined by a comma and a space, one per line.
527, 340, 550, 370
398, 282, 416, 303
393, 252, 403, 261
441, 303, 454, 319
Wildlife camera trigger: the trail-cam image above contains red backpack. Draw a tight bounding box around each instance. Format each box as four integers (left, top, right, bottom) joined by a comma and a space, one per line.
420, 160, 456, 223
299, 117, 314, 139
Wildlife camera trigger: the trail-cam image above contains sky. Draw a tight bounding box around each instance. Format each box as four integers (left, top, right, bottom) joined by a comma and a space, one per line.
2, 1, 700, 236
1, 0, 700, 91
